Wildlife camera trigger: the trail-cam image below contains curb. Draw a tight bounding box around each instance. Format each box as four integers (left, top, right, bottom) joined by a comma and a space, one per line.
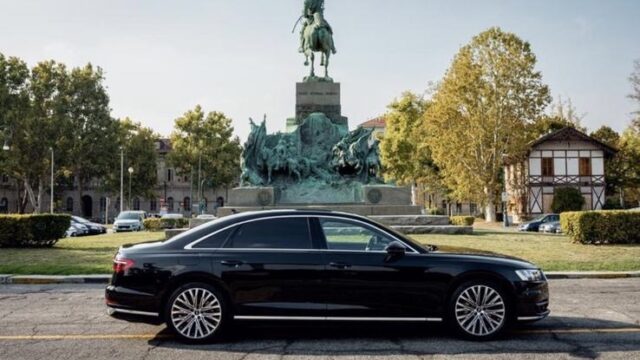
1, 272, 640, 284
545, 271, 640, 279
2, 275, 110, 285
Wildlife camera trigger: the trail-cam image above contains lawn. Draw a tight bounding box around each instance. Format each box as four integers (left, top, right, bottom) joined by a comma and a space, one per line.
411, 229, 640, 272
0, 232, 165, 275
0, 227, 639, 275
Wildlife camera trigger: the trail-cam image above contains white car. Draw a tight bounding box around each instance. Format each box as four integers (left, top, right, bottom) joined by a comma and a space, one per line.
196, 214, 216, 220
161, 213, 184, 220
113, 211, 145, 232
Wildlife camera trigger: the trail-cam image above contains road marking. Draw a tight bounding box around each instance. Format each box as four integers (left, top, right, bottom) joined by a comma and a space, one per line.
1, 328, 639, 341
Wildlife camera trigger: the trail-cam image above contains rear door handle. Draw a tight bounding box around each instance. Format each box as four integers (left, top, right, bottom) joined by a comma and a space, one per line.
221, 260, 244, 268
329, 262, 351, 269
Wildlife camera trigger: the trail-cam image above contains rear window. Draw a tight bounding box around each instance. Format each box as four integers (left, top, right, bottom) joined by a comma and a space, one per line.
223, 217, 312, 249
192, 227, 235, 249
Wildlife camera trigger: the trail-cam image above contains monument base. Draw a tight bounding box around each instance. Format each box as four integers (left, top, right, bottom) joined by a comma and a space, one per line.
228, 187, 275, 207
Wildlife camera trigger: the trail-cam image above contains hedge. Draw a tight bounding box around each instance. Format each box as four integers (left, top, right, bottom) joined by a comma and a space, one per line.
143, 218, 189, 232
0, 214, 70, 248
426, 208, 445, 216
561, 210, 640, 244
450, 216, 475, 226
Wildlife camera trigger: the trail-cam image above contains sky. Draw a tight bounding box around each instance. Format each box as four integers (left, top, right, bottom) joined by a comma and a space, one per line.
1, 0, 639, 142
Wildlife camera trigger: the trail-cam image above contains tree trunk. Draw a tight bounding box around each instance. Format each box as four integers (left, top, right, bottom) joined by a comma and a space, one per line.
36, 181, 44, 214
484, 187, 497, 222
24, 178, 40, 213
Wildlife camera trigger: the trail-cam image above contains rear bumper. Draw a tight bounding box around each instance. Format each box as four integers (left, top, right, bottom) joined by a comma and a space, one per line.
105, 285, 161, 319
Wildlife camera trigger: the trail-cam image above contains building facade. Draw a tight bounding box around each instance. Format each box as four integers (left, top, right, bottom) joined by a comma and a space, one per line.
0, 138, 231, 222
505, 127, 617, 220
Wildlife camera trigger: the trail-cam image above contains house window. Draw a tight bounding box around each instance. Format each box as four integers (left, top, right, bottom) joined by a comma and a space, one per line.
150, 199, 157, 212
183, 197, 191, 212
470, 203, 477, 214
167, 169, 173, 182
541, 158, 554, 177
456, 202, 462, 214
579, 158, 591, 176
0, 197, 8, 213
66, 197, 74, 212
1, 174, 8, 183
167, 197, 174, 212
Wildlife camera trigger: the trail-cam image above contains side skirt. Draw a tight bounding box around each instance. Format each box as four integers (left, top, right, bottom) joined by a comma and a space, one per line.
234, 316, 442, 322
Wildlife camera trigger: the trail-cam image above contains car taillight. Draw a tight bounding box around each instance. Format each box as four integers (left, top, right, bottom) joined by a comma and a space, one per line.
113, 254, 135, 274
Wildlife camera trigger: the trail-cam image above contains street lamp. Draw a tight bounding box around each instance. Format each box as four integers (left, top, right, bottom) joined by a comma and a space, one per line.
49, 147, 54, 214
120, 147, 124, 213
128, 167, 134, 210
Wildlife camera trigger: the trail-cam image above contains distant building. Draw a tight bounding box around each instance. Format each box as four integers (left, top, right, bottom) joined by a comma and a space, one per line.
504, 127, 617, 221
358, 116, 386, 140
0, 138, 231, 221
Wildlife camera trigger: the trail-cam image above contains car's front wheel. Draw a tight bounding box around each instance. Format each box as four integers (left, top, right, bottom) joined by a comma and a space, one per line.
165, 282, 228, 343
448, 281, 510, 340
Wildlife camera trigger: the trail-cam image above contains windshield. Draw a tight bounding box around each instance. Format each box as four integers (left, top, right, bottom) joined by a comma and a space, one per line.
117, 212, 141, 220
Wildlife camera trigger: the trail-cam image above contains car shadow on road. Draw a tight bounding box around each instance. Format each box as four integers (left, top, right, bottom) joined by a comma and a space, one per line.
146, 316, 640, 357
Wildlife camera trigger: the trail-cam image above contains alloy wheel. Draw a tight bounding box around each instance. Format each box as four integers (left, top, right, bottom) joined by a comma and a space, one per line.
170, 287, 222, 340
454, 284, 506, 337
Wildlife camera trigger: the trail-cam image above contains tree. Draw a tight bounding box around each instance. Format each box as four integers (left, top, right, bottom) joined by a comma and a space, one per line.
62, 64, 120, 214
549, 96, 586, 131
0, 53, 30, 173
618, 120, 640, 206
590, 126, 620, 147
4, 60, 70, 213
168, 105, 242, 203
423, 27, 551, 222
529, 115, 579, 139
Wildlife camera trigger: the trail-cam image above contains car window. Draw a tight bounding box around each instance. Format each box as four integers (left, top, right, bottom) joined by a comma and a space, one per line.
192, 226, 236, 249
223, 217, 312, 249
319, 218, 396, 252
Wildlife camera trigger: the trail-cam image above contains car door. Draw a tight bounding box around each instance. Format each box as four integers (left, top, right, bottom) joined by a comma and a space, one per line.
206, 216, 325, 317
315, 217, 439, 318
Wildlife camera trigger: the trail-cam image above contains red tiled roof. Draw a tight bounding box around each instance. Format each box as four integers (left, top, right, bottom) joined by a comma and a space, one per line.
359, 116, 386, 128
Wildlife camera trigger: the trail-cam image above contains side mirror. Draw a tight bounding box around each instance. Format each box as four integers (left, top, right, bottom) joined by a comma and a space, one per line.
385, 241, 406, 260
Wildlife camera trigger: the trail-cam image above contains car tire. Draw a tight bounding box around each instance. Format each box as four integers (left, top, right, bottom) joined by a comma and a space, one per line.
165, 282, 230, 343
448, 280, 511, 341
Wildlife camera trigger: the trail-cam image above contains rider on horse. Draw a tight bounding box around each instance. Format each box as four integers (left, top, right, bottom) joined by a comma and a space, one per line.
298, 0, 336, 54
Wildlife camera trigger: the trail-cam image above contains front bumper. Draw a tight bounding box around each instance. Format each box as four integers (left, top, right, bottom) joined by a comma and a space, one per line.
514, 280, 550, 321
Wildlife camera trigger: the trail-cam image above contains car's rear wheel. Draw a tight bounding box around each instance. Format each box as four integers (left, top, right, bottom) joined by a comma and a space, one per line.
448, 281, 510, 340
165, 282, 228, 343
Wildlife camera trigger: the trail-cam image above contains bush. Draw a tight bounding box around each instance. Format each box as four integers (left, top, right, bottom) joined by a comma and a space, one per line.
551, 187, 585, 213
143, 218, 189, 232
0, 214, 70, 248
426, 208, 445, 215
450, 216, 475, 226
561, 210, 640, 244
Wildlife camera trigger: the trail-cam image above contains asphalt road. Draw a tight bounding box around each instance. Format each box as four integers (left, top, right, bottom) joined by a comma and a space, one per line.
1, 279, 639, 360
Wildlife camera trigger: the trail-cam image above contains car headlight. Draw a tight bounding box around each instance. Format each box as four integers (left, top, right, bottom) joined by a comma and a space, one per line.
515, 269, 545, 282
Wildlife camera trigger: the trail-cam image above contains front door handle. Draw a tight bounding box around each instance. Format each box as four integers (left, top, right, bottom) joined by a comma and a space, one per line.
221, 260, 244, 268
329, 262, 351, 269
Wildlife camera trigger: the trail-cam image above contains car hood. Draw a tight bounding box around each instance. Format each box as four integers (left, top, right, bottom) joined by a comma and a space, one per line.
429, 245, 537, 269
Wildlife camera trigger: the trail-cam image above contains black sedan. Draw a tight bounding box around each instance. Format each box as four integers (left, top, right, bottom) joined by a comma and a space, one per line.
72, 216, 107, 235
106, 210, 549, 342
518, 213, 560, 232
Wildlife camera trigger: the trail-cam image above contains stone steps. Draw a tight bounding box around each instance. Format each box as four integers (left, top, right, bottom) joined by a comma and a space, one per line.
369, 215, 450, 226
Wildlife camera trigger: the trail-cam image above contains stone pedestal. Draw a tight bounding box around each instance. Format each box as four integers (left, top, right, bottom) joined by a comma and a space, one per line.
228, 187, 275, 207
362, 185, 412, 205
287, 81, 348, 132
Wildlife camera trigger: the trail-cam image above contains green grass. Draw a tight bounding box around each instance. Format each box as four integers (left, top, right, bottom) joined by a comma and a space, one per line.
0, 232, 164, 275
410, 229, 640, 272
1, 228, 639, 275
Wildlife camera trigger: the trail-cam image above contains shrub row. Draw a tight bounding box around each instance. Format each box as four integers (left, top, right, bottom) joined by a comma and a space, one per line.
0, 214, 71, 248
143, 218, 190, 232
450, 216, 475, 226
426, 208, 445, 216
561, 210, 640, 244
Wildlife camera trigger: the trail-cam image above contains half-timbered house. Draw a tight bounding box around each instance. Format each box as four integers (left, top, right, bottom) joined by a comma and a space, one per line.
505, 127, 617, 221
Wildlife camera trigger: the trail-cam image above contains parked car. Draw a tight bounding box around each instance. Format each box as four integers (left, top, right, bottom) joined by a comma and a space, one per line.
106, 210, 549, 342
161, 213, 184, 220
196, 214, 216, 220
518, 214, 560, 232
113, 211, 145, 232
65, 222, 89, 237
539, 221, 562, 234
72, 216, 106, 235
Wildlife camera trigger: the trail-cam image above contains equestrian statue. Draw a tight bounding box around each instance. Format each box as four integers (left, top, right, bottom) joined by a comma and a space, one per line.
293, 0, 336, 81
